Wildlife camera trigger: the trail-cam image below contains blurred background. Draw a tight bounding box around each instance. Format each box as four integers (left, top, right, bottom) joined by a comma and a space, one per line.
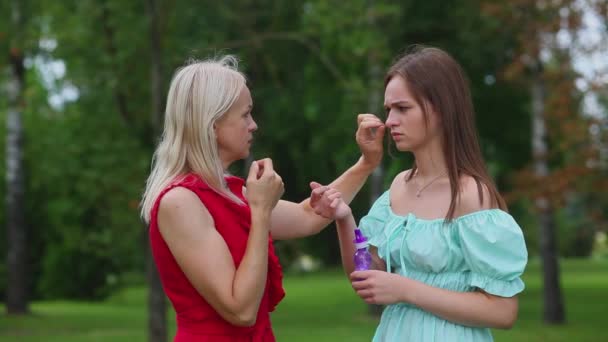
1, 0, 607, 341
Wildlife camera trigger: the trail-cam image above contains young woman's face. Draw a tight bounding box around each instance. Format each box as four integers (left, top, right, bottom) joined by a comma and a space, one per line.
384, 75, 441, 152
215, 85, 258, 165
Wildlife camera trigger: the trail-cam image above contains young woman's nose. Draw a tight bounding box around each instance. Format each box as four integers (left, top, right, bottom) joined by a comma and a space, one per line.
385, 111, 399, 127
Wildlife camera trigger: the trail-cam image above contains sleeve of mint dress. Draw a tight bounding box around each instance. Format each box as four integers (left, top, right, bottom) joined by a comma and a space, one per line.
457, 210, 528, 297
358, 190, 391, 249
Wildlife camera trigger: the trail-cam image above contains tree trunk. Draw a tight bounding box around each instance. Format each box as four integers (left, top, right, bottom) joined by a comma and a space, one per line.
5, 0, 28, 315
531, 62, 566, 324
146, 0, 168, 340
148, 0, 163, 138
146, 244, 167, 342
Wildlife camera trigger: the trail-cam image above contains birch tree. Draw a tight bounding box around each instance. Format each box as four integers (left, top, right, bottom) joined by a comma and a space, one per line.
5, 0, 28, 315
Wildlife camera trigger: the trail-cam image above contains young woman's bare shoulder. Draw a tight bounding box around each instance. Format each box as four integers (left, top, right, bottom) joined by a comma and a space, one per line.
457, 175, 493, 215
390, 169, 412, 190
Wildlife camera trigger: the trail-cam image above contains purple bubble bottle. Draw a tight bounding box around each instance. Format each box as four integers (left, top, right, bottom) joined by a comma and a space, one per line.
353, 228, 372, 271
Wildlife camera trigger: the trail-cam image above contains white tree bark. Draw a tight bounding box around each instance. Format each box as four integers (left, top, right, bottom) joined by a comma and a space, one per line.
5, 0, 28, 315
531, 60, 565, 324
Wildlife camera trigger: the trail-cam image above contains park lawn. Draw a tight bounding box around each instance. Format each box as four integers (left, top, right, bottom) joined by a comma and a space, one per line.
1, 258, 607, 342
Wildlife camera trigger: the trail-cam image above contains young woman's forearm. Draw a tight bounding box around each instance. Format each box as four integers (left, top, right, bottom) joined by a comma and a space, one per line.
336, 215, 357, 275
402, 279, 518, 329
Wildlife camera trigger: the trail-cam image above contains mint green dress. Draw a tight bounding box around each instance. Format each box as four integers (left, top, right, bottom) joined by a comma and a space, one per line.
359, 190, 528, 342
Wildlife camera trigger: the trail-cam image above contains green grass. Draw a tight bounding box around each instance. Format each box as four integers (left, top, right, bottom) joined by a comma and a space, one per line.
1, 259, 607, 341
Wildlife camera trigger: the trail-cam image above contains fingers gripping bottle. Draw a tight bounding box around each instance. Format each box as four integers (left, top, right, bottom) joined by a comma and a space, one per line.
353, 228, 372, 271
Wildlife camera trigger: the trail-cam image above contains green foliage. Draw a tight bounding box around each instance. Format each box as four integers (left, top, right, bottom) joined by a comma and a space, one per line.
0, 0, 10, 304
556, 197, 596, 258
23, 101, 148, 299
0, 93, 6, 302
1, 0, 602, 299
504, 198, 597, 258
592, 231, 608, 259
0, 54, 150, 299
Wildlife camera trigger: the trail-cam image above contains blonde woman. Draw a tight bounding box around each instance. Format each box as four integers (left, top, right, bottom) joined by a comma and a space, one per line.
312, 46, 528, 341
140, 56, 385, 342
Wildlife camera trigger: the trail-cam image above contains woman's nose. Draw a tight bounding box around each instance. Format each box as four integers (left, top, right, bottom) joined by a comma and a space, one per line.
385, 111, 398, 127
249, 119, 258, 132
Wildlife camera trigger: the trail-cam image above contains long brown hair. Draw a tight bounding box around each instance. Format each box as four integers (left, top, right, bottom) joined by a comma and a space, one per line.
385, 45, 507, 221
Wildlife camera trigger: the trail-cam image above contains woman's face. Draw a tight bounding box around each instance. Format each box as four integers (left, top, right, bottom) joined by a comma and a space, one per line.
384, 75, 441, 152
215, 85, 258, 166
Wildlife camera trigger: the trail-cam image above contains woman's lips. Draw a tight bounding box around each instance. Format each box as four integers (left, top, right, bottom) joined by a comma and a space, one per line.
391, 132, 403, 140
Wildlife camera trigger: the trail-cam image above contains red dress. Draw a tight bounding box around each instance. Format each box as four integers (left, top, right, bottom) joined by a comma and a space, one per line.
149, 173, 285, 341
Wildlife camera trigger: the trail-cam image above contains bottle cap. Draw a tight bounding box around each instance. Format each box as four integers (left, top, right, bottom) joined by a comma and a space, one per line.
353, 228, 369, 249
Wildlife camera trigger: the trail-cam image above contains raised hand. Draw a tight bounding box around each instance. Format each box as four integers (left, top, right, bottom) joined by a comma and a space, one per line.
309, 182, 352, 220
245, 158, 284, 213
356, 113, 385, 168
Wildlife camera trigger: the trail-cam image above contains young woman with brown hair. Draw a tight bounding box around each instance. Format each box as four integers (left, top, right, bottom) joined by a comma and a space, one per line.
313, 46, 528, 341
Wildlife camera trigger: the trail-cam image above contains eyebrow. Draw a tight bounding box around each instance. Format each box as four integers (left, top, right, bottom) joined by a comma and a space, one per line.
384, 100, 412, 107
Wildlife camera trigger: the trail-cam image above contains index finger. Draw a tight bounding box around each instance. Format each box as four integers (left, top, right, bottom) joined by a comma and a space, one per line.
311, 185, 329, 199
357, 113, 381, 124
257, 158, 274, 175
351, 279, 369, 290
247, 160, 259, 180
350, 270, 371, 281
358, 120, 384, 130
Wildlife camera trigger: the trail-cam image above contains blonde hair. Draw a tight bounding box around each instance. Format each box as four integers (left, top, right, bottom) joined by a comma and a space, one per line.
140, 56, 246, 223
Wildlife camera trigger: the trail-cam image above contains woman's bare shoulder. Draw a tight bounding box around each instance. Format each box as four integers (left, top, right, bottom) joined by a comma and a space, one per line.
456, 175, 494, 215
389, 169, 412, 189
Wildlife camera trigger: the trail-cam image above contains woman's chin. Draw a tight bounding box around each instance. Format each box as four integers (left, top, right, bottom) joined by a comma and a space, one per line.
394, 143, 411, 152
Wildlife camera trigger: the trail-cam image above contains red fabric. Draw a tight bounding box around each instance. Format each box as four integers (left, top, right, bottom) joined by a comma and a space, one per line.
149, 173, 285, 342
